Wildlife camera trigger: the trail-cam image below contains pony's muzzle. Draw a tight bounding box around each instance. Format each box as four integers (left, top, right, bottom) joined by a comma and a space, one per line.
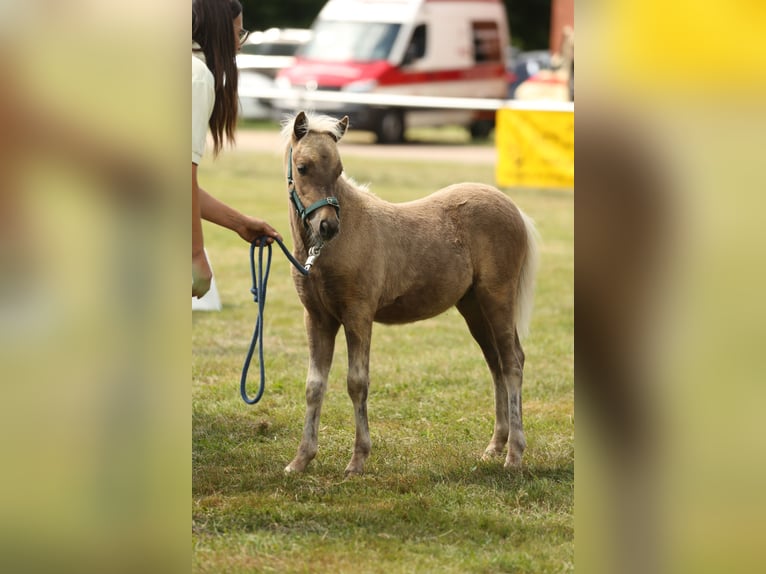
319, 217, 339, 241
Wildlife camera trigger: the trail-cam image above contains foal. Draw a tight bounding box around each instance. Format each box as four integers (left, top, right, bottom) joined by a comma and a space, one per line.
282, 111, 539, 475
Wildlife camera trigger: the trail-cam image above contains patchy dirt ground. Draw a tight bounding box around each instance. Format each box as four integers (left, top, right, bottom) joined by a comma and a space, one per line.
235, 129, 497, 166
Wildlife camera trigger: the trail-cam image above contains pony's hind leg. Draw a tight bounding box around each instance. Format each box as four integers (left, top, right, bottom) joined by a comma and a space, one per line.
343, 319, 373, 476
464, 288, 527, 469
285, 311, 340, 473
505, 331, 526, 468
457, 292, 509, 459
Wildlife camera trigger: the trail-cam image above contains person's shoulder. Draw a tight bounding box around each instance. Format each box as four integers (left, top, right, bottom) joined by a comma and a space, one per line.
192, 52, 212, 84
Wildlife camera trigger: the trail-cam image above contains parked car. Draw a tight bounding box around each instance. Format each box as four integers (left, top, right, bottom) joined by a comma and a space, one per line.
237, 28, 311, 120
237, 27, 312, 79
237, 70, 277, 120
506, 50, 552, 99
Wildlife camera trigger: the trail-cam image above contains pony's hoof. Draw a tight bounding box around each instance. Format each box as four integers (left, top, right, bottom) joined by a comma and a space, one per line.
284, 460, 307, 474
482, 447, 505, 461
344, 463, 365, 477
504, 454, 523, 469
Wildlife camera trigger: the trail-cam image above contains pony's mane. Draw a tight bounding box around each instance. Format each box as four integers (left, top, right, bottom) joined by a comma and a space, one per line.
342, 174, 370, 194
280, 111, 347, 148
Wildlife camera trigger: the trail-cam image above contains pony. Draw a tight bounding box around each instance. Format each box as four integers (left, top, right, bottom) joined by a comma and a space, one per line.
280, 111, 539, 475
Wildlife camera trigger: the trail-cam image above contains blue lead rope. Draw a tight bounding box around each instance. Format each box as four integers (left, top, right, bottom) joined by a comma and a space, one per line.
240, 236, 308, 404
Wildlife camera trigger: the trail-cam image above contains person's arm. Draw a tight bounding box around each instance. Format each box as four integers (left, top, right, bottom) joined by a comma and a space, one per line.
192, 162, 212, 298
198, 187, 282, 245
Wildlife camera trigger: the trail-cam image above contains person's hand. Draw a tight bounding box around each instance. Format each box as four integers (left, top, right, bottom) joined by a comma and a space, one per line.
236, 216, 283, 245
192, 250, 213, 299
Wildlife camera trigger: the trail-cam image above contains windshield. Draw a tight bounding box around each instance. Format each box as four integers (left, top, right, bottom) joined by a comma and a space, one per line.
299, 21, 401, 62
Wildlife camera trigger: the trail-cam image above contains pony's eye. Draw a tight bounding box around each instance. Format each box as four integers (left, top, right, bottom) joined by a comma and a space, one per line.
297, 165, 307, 175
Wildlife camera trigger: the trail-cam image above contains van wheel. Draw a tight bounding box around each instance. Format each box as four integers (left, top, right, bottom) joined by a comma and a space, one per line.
469, 120, 493, 140
375, 110, 405, 144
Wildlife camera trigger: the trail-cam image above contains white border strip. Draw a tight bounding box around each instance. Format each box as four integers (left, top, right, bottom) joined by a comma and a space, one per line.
238, 87, 575, 113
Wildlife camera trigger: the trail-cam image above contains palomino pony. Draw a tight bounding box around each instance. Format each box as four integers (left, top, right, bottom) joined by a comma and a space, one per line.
281, 111, 539, 475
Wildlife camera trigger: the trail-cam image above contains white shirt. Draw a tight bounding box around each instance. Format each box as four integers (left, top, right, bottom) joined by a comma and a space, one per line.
192, 43, 215, 164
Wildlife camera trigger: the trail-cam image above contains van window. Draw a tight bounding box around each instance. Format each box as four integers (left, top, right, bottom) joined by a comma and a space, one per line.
301, 21, 401, 62
241, 43, 301, 57
403, 24, 427, 65
472, 21, 502, 64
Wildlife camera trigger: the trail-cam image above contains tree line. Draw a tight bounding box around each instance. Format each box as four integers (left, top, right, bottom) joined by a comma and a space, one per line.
240, 0, 551, 51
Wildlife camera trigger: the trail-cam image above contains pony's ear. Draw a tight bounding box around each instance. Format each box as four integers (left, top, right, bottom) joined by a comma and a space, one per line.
293, 111, 309, 141
331, 116, 349, 142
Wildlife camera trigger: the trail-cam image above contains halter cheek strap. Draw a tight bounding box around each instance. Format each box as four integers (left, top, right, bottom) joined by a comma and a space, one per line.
290, 189, 340, 224
287, 146, 341, 224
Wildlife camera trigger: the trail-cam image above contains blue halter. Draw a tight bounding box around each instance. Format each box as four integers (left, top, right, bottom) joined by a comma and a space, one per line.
287, 146, 340, 224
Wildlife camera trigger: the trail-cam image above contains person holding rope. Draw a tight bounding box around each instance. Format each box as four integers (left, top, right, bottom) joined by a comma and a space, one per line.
192, 0, 282, 298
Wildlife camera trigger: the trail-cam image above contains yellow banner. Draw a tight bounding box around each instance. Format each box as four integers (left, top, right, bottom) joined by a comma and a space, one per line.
495, 108, 574, 189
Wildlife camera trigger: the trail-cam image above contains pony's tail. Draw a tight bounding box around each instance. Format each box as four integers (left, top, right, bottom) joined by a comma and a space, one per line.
515, 210, 540, 340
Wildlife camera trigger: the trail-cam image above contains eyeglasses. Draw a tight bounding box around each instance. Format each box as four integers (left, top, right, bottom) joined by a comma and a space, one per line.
238, 28, 250, 46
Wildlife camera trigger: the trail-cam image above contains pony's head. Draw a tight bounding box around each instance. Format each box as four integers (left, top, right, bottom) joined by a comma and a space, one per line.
282, 111, 349, 243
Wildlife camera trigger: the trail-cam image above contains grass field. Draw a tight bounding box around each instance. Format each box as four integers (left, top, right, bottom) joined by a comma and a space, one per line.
192, 136, 574, 573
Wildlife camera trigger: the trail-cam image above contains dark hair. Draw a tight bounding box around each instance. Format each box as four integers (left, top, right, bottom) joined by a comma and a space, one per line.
192, 0, 242, 156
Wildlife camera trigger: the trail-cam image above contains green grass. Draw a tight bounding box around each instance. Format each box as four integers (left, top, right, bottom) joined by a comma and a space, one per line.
193, 136, 573, 573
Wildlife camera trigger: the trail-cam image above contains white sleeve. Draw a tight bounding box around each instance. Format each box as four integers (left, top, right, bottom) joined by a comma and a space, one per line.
192, 69, 215, 164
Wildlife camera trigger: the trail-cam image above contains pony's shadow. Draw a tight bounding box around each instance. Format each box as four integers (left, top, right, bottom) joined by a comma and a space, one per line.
194, 406, 572, 499
437, 459, 574, 491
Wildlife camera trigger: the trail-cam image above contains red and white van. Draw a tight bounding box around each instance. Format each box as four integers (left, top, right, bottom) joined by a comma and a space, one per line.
275, 0, 510, 143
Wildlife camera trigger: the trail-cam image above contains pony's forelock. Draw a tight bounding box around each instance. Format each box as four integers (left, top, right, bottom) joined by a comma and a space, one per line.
280, 112, 347, 148
279, 112, 372, 193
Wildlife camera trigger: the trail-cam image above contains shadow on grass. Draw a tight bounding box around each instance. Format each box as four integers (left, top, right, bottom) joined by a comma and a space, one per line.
193, 408, 573, 497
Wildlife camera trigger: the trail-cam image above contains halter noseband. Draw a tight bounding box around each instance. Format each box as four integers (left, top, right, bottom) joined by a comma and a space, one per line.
287, 146, 340, 224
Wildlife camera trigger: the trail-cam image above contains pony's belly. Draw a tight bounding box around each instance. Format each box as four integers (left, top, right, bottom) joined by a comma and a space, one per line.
373, 292, 458, 324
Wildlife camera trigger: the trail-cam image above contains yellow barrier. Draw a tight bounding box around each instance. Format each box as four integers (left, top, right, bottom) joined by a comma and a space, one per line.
495, 107, 574, 189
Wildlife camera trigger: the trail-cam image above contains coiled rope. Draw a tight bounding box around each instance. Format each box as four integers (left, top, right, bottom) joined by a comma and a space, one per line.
240, 236, 310, 404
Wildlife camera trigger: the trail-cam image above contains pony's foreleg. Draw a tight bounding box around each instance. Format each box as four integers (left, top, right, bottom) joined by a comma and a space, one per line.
285, 312, 339, 474
343, 320, 373, 476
